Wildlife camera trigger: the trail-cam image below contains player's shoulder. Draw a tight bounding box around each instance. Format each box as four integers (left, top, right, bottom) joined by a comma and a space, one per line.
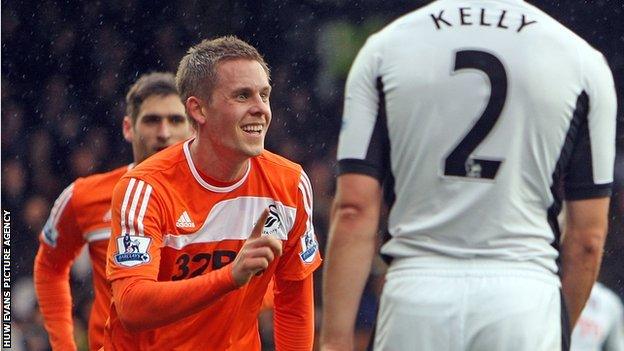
75, 164, 129, 188
73, 164, 130, 202
122, 141, 187, 184
255, 150, 311, 191
255, 150, 304, 178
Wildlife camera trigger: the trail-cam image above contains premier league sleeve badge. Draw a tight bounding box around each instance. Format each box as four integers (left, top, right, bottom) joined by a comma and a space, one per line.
114, 232, 151, 267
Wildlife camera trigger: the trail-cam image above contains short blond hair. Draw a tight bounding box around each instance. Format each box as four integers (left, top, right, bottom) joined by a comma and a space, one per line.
176, 36, 270, 103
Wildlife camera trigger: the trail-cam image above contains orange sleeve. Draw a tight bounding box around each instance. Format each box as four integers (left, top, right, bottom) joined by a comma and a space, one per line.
260, 279, 275, 311
273, 274, 315, 351
107, 177, 239, 332
106, 177, 164, 282
275, 170, 321, 281
111, 264, 237, 332
271, 171, 318, 350
34, 184, 84, 351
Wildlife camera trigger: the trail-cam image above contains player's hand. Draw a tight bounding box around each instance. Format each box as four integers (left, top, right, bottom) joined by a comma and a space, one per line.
231, 209, 283, 287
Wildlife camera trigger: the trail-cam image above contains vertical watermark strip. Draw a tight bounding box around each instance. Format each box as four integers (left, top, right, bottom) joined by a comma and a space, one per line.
1, 210, 11, 349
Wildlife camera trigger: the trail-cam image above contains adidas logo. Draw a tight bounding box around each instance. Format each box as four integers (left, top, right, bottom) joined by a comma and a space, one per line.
176, 211, 195, 228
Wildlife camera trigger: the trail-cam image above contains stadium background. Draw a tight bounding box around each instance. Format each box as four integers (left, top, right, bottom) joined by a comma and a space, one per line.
2, 1, 622, 350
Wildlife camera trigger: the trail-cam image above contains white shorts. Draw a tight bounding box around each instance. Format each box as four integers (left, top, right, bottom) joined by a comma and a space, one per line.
374, 260, 570, 351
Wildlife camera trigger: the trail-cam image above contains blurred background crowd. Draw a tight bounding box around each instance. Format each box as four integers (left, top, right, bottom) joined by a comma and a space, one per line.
2, 1, 623, 350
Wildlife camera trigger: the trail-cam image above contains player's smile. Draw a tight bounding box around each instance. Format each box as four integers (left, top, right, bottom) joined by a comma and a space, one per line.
240, 123, 264, 135
240, 123, 266, 141
198, 58, 272, 160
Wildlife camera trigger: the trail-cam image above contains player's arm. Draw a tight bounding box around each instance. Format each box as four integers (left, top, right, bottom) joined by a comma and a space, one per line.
560, 50, 617, 328
321, 175, 382, 350
112, 210, 280, 332
260, 278, 275, 311
561, 199, 609, 327
273, 274, 315, 350
273, 172, 321, 351
320, 33, 384, 350
34, 184, 84, 351
107, 179, 280, 332
112, 265, 236, 331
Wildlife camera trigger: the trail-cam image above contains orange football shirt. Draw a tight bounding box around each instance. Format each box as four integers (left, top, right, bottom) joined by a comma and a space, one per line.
105, 139, 321, 350
35, 164, 131, 351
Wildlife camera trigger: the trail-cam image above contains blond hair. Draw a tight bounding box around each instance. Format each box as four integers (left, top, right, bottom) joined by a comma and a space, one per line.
176, 36, 270, 103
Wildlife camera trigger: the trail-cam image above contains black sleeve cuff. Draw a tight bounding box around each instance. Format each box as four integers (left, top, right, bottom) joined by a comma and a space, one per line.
337, 159, 383, 182
564, 182, 613, 200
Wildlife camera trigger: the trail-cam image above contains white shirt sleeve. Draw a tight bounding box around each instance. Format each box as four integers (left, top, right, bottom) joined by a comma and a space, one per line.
337, 35, 388, 180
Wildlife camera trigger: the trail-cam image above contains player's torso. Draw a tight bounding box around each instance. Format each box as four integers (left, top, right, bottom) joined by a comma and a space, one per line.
121, 146, 301, 349
73, 165, 129, 349
157, 197, 293, 283
375, 0, 593, 270
74, 166, 129, 274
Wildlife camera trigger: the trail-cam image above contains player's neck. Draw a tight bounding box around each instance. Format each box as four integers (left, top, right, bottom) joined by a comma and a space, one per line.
189, 138, 248, 183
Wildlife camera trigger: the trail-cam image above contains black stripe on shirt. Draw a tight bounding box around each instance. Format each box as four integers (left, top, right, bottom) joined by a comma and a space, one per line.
337, 77, 391, 185
563, 91, 613, 199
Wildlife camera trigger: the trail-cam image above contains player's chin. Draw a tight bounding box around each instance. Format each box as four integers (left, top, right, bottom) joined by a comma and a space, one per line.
242, 143, 264, 157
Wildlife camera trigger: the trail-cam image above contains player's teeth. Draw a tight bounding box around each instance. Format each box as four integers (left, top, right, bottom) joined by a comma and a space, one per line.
242, 125, 262, 133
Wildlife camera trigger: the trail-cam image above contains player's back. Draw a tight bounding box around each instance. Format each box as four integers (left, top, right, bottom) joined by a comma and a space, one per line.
339, 0, 616, 272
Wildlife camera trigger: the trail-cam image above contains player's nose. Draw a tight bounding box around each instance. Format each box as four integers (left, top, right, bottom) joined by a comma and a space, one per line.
157, 121, 172, 140
249, 94, 270, 119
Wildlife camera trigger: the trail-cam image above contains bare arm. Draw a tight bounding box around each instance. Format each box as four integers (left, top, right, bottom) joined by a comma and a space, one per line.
560, 197, 610, 328
321, 174, 382, 351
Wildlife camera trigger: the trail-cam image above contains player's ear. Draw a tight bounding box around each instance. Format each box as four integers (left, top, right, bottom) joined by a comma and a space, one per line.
122, 116, 134, 142
186, 96, 207, 126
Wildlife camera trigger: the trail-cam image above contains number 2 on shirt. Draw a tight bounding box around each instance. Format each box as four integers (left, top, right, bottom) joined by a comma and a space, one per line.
443, 50, 507, 180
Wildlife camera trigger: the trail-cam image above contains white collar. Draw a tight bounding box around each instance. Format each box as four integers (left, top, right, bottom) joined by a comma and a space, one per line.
183, 139, 251, 193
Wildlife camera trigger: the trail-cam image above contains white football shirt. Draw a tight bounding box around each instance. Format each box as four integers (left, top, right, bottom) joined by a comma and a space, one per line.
337, 0, 617, 273
571, 283, 624, 351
